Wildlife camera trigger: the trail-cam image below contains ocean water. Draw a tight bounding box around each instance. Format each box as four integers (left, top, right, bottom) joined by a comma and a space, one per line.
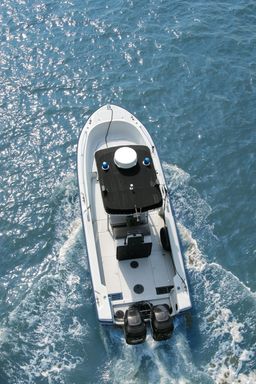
0, 0, 255, 383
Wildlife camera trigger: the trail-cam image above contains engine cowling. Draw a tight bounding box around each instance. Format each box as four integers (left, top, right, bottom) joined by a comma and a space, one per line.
151, 305, 174, 341
124, 308, 147, 345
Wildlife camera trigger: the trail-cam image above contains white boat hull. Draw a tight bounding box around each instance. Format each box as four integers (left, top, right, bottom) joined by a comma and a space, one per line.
77, 105, 191, 337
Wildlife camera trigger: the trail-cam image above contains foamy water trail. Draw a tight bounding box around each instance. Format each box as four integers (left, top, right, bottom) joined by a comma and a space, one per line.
163, 163, 256, 384
180, 224, 256, 384
101, 318, 212, 384
0, 176, 90, 384
58, 217, 82, 262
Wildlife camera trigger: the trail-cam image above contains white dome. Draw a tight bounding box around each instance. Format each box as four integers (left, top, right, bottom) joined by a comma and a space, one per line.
114, 147, 137, 169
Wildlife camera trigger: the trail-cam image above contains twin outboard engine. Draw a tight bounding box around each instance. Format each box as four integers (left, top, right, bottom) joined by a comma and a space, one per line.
151, 305, 174, 341
123, 304, 173, 344
124, 308, 146, 345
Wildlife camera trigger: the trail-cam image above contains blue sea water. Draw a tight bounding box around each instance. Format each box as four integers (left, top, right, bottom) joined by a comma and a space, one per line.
0, 0, 255, 383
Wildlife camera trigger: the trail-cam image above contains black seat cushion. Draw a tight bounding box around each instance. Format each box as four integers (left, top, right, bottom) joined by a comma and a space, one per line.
116, 235, 152, 261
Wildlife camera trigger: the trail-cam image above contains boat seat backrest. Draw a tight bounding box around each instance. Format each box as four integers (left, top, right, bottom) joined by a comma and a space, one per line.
113, 224, 151, 239
126, 233, 143, 246
116, 233, 152, 261
110, 212, 148, 228
110, 214, 127, 227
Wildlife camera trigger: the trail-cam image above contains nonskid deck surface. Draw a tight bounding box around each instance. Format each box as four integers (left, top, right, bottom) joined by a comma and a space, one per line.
91, 171, 175, 306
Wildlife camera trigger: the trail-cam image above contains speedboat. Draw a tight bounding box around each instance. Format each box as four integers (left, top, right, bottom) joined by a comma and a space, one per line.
77, 104, 191, 344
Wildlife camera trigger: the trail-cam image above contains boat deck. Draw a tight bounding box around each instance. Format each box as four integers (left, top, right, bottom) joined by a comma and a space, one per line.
91, 173, 176, 313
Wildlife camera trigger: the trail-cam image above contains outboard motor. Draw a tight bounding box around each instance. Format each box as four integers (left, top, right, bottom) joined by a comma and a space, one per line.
151, 305, 174, 341
124, 308, 146, 345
